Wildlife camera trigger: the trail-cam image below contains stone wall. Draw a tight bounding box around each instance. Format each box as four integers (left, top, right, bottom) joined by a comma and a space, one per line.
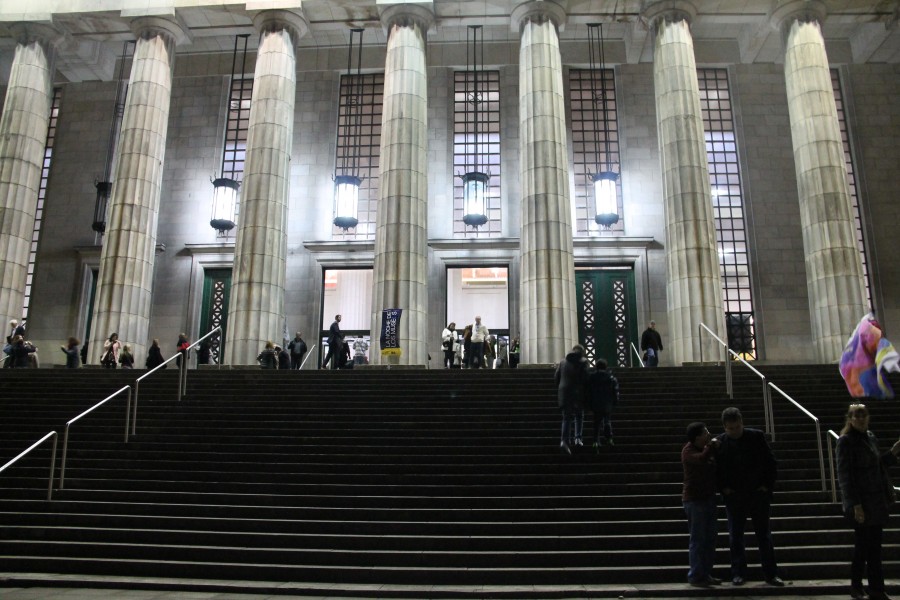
16, 41, 900, 366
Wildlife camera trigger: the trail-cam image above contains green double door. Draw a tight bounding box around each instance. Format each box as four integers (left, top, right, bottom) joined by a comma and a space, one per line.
198, 268, 232, 364
575, 268, 638, 368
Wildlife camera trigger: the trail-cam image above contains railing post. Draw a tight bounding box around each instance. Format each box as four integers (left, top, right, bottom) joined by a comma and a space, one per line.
124, 386, 131, 443
762, 376, 771, 439
134, 378, 141, 430
178, 357, 186, 402
59, 424, 71, 490
725, 352, 733, 399
698, 324, 703, 364
46, 433, 57, 501
814, 419, 825, 493
827, 431, 838, 504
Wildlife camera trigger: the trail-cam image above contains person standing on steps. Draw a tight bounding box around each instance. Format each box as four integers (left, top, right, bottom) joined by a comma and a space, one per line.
587, 358, 619, 449
554, 344, 588, 455
145, 339, 165, 370
257, 341, 278, 369
276, 345, 291, 370
60, 337, 80, 369
288, 332, 308, 370
836, 403, 900, 600
682, 421, 722, 588
101, 333, 121, 369
640, 320, 663, 367
470, 316, 489, 370
441, 322, 457, 369
176, 333, 190, 368
321, 314, 343, 370
715, 407, 783, 588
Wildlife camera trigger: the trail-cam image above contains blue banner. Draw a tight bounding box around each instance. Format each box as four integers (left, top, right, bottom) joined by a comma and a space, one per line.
380, 308, 402, 356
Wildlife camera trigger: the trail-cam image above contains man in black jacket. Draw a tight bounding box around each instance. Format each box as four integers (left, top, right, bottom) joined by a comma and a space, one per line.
640, 320, 663, 367
716, 407, 783, 587
321, 315, 343, 370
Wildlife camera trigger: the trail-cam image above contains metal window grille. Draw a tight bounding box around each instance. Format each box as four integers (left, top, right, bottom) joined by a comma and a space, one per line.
453, 70, 501, 237
220, 76, 252, 227
223, 77, 252, 183
333, 72, 383, 240
697, 68, 756, 359
23, 87, 62, 320
831, 69, 872, 309
569, 68, 622, 235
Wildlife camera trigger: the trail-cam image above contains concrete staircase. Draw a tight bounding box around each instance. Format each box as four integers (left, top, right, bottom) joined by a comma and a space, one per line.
0, 365, 898, 597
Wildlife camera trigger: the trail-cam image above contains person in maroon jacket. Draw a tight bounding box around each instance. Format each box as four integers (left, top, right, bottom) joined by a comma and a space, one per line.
682, 421, 722, 588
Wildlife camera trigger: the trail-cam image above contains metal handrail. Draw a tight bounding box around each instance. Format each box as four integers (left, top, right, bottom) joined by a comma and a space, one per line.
767, 382, 825, 492
181, 327, 224, 395
133, 327, 223, 434
300, 348, 313, 370
630, 342, 644, 367
698, 322, 773, 436
826, 429, 840, 503
133, 352, 182, 434
59, 385, 131, 490
0, 431, 58, 501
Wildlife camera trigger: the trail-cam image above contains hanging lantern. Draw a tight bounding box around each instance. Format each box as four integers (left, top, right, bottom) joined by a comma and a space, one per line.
92, 41, 132, 235
333, 174, 361, 229
594, 171, 619, 228
210, 177, 239, 233
459, 24, 489, 229
587, 23, 620, 231
462, 171, 489, 227
92, 180, 111, 233
210, 34, 249, 235
333, 28, 365, 231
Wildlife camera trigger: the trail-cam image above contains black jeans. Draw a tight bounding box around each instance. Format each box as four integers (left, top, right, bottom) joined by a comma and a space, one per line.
851, 523, 884, 591
724, 490, 778, 580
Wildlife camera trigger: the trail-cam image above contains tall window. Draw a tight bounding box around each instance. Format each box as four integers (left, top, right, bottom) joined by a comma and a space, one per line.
569, 68, 622, 235
333, 73, 383, 240
23, 87, 62, 320
831, 69, 872, 309
697, 69, 756, 359
220, 77, 252, 228
453, 70, 501, 237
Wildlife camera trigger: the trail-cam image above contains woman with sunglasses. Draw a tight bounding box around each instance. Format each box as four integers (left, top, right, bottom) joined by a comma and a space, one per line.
836, 403, 900, 600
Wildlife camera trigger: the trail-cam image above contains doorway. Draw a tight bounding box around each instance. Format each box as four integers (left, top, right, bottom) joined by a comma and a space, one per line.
198, 268, 232, 364
576, 267, 638, 368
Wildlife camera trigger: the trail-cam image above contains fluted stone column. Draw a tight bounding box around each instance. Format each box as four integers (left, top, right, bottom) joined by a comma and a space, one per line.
90, 17, 185, 362
773, 0, 868, 362
369, 4, 433, 366
512, 0, 578, 365
0, 23, 60, 326
644, 1, 725, 365
225, 10, 306, 365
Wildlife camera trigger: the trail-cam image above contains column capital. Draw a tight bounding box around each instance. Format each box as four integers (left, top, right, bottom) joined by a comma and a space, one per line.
641, 0, 698, 31
6, 21, 65, 48
770, 0, 827, 35
130, 16, 189, 46
510, 0, 568, 33
251, 9, 309, 44
378, 3, 435, 35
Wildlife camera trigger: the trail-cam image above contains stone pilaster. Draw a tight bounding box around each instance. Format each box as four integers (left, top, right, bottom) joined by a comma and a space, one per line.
512, 0, 578, 364
225, 9, 307, 365
772, 0, 868, 362
0, 23, 61, 326
90, 17, 184, 362
369, 4, 433, 366
643, 1, 725, 365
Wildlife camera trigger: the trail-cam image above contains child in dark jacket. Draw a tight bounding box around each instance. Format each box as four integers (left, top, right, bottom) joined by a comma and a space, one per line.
587, 358, 620, 449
